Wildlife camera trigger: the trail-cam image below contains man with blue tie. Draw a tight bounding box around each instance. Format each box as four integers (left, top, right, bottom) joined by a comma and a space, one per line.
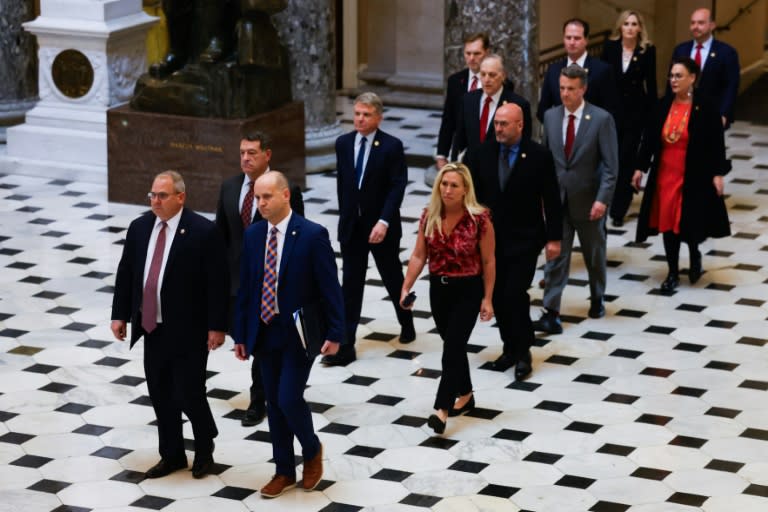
324, 92, 415, 366
232, 171, 345, 498
670, 8, 740, 129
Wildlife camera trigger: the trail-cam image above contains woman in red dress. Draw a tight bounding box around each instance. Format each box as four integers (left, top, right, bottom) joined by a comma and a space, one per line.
632, 56, 730, 292
400, 163, 495, 435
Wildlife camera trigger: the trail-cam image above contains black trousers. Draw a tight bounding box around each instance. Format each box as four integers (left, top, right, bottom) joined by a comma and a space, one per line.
493, 248, 539, 361
341, 227, 412, 345
143, 325, 217, 462
430, 275, 482, 411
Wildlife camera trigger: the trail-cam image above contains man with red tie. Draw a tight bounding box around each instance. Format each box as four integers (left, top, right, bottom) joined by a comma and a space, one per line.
435, 32, 489, 171
452, 54, 532, 190
670, 8, 739, 129
215, 131, 304, 428
535, 65, 618, 334
111, 171, 229, 480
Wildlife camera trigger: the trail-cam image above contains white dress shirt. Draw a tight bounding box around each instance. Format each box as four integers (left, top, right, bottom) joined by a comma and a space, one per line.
264, 210, 293, 313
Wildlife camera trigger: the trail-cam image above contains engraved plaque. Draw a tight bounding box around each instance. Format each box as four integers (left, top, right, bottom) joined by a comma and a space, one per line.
51, 49, 94, 98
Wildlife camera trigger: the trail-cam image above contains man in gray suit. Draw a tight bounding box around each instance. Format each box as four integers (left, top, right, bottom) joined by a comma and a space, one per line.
534, 65, 618, 334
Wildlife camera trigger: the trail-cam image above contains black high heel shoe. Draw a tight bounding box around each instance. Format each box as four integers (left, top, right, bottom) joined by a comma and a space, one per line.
448, 395, 475, 417
427, 414, 446, 434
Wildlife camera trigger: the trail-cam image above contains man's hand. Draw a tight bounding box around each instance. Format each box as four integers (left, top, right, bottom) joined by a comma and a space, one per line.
632, 170, 644, 191
369, 222, 388, 244
234, 343, 249, 361
545, 240, 561, 261
111, 320, 127, 341
722, 116, 727, 128
320, 340, 340, 356
436, 156, 448, 170
713, 175, 724, 196
589, 201, 607, 221
207, 330, 225, 351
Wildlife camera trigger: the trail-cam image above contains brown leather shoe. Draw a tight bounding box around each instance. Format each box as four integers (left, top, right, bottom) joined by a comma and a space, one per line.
260, 474, 296, 498
302, 443, 323, 491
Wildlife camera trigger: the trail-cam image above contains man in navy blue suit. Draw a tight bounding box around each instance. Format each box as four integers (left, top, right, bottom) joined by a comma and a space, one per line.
671, 7, 740, 129
537, 18, 617, 122
111, 170, 229, 480
325, 92, 415, 366
233, 171, 344, 498
435, 32, 490, 171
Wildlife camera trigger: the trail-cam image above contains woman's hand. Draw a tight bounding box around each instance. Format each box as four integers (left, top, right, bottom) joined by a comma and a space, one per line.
632, 170, 644, 191
479, 297, 494, 322
713, 175, 724, 196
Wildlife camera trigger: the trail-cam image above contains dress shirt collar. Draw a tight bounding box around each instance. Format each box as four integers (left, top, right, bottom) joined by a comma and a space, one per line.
569, 52, 587, 68
481, 87, 503, 106
154, 208, 182, 232
564, 100, 585, 118
355, 130, 377, 147
268, 210, 293, 237
695, 35, 713, 51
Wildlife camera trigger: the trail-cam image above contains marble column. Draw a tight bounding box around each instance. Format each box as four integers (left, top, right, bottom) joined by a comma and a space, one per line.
0, 0, 37, 143
274, 0, 342, 173
444, 0, 539, 118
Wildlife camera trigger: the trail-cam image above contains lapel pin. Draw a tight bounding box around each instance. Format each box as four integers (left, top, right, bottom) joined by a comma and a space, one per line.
711, 52, 716, 58
180, 228, 186, 234
502, 100, 508, 104
374, 140, 380, 147
521, 153, 527, 159
585, 114, 591, 120
633, 56, 638, 61
291, 230, 296, 235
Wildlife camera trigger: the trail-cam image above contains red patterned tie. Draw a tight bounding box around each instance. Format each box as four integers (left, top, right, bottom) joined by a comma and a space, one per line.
564, 114, 575, 160
479, 96, 492, 143
260, 227, 278, 324
694, 43, 703, 68
141, 221, 167, 333
241, 180, 254, 228
469, 75, 478, 91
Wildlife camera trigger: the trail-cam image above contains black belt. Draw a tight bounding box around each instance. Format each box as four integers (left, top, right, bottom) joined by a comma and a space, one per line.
430, 274, 481, 285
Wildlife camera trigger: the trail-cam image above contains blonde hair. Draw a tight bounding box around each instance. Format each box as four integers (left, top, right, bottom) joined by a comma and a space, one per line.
423, 163, 486, 238
610, 10, 652, 51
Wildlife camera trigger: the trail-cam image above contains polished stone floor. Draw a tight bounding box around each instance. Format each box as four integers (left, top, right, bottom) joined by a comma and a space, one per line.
1, 99, 768, 511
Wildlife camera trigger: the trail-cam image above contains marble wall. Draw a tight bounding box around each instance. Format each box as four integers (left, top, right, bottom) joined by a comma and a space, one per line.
0, 0, 38, 142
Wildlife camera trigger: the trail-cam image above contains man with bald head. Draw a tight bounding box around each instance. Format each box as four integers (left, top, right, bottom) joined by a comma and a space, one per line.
453, 54, 532, 186
232, 171, 345, 498
671, 7, 739, 128
474, 103, 562, 381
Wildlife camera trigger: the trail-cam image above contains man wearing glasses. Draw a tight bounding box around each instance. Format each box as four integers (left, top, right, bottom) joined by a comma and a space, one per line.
111, 170, 229, 480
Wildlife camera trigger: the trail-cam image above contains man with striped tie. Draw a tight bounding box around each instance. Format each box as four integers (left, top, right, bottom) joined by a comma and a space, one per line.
232, 171, 345, 498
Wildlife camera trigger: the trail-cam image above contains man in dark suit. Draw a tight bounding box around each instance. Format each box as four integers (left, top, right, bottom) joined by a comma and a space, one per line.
535, 65, 618, 334
215, 131, 304, 428
111, 170, 229, 480
232, 171, 344, 498
474, 103, 562, 381
453, 54, 532, 186
537, 18, 617, 122
324, 92, 415, 366
435, 32, 489, 171
670, 7, 739, 129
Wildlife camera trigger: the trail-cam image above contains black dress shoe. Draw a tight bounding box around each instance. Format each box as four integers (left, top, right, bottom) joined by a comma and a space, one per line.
660, 273, 679, 293
532, 309, 563, 334
491, 353, 516, 372
588, 298, 605, 319
145, 458, 187, 479
611, 217, 624, 227
321, 345, 356, 366
427, 414, 446, 434
448, 395, 475, 417
399, 323, 416, 344
515, 360, 532, 382
241, 405, 267, 427
689, 257, 703, 284
191, 456, 214, 479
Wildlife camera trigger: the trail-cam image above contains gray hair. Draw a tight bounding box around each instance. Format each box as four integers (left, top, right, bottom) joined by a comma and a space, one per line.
155, 170, 186, 193
481, 53, 506, 74
354, 92, 384, 115
560, 64, 588, 87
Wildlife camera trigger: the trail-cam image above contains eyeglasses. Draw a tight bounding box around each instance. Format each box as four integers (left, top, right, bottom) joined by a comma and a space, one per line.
668, 73, 687, 81
147, 192, 178, 201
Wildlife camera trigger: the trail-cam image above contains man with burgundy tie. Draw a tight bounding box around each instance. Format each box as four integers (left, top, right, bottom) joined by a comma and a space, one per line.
452, 54, 532, 187
215, 131, 304, 427
670, 7, 739, 129
324, 92, 415, 366
232, 171, 344, 498
535, 65, 617, 334
111, 170, 229, 479
435, 32, 490, 171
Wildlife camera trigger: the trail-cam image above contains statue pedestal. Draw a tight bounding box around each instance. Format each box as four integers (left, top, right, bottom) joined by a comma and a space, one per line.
107, 101, 306, 213
1, 0, 156, 182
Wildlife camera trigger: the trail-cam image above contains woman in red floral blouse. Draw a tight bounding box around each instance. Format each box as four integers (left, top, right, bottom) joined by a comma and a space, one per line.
401, 163, 495, 435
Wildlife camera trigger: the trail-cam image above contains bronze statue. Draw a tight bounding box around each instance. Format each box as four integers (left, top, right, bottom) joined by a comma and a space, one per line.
132, 0, 291, 118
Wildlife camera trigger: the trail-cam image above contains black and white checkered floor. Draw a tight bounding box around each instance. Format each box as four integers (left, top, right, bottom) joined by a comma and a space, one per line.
1, 98, 768, 511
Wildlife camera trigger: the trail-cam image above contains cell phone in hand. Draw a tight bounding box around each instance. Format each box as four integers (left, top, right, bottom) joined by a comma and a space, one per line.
402, 291, 416, 308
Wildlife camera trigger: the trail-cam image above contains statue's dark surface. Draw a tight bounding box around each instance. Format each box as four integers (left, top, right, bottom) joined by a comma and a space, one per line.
132, 0, 291, 118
